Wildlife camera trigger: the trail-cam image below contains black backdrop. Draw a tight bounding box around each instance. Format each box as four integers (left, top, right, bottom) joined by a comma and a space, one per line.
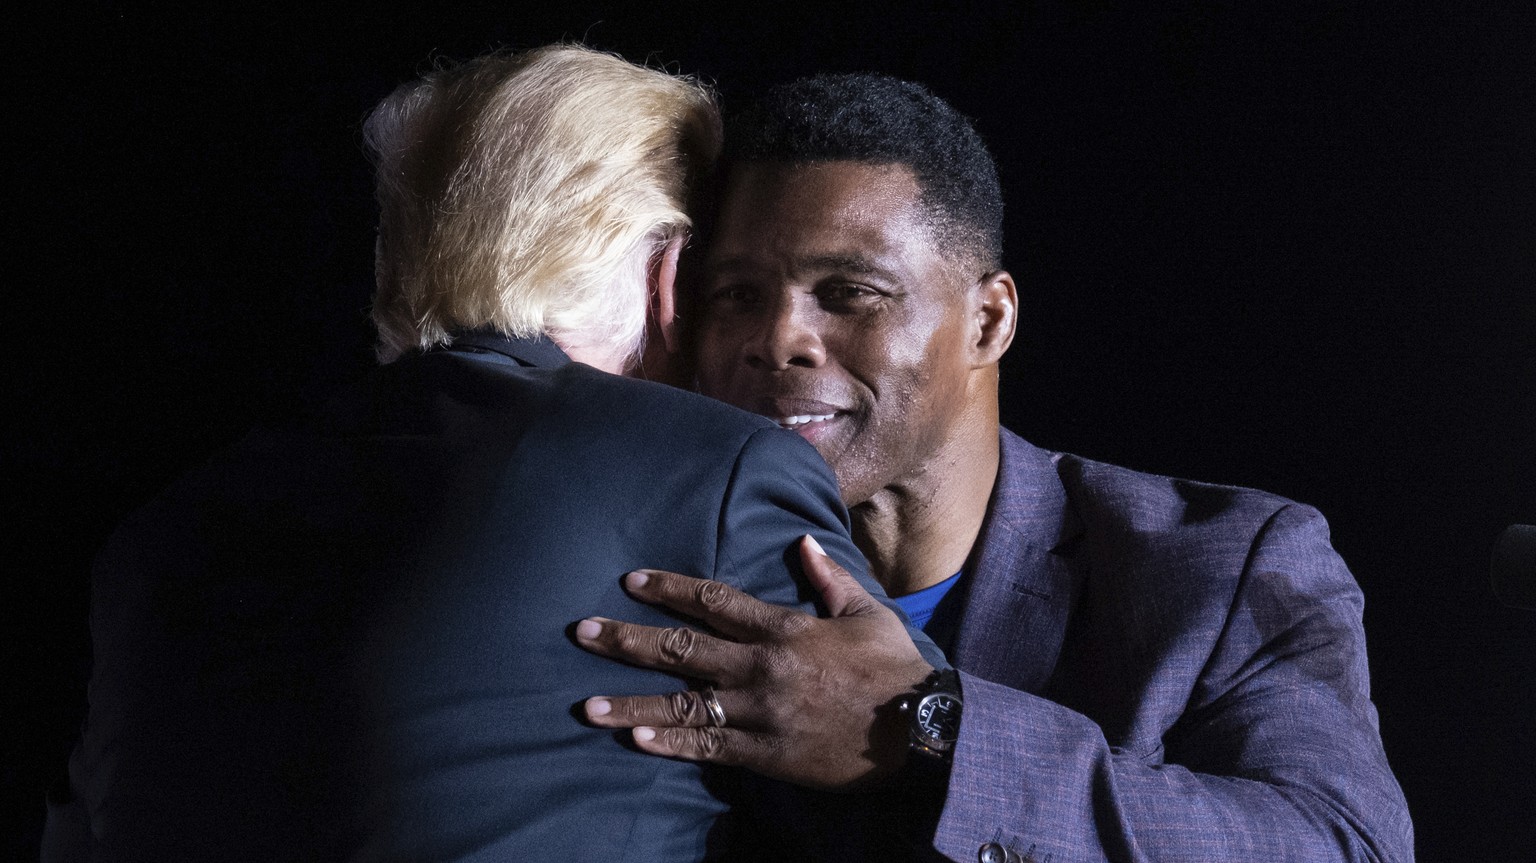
12, 3, 1535, 859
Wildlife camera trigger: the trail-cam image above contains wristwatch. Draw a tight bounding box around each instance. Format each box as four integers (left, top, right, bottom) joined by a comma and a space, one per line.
897, 668, 964, 761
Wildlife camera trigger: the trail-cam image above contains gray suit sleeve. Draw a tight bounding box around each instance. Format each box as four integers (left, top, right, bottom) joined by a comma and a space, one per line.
935, 504, 1413, 863
710, 426, 947, 670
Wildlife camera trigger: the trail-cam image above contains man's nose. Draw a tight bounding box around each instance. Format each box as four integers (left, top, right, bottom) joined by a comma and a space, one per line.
743, 294, 826, 370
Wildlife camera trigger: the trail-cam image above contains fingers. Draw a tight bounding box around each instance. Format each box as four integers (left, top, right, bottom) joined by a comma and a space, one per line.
583, 693, 777, 774
584, 688, 744, 730
629, 725, 780, 774
620, 569, 806, 641
574, 617, 747, 683
798, 535, 882, 618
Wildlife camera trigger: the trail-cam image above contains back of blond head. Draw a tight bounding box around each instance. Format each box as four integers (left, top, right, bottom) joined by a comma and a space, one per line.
364, 45, 720, 365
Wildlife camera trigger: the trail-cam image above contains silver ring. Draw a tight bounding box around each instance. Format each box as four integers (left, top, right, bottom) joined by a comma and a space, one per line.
700, 687, 727, 728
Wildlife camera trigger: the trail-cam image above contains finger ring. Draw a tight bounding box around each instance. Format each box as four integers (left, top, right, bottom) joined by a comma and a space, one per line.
700, 686, 727, 728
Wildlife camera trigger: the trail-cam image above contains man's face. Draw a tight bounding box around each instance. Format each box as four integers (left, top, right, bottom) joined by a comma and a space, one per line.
696, 161, 979, 506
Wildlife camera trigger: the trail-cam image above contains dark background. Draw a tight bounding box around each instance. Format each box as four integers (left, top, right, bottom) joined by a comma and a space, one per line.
11, 2, 1534, 859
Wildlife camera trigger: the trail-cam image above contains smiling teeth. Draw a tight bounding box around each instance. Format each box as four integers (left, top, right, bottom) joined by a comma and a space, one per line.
777, 413, 835, 428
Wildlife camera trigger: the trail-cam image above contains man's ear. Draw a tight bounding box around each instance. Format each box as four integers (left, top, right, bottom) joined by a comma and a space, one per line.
648, 234, 687, 355
971, 269, 1018, 368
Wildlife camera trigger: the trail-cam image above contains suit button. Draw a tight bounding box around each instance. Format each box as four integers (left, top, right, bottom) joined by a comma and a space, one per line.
978, 843, 1009, 863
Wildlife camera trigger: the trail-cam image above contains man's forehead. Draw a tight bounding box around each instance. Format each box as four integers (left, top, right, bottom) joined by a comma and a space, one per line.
708, 161, 938, 264
721, 160, 922, 209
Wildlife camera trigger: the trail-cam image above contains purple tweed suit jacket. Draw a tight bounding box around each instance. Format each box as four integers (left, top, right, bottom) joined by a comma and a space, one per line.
933, 430, 1413, 862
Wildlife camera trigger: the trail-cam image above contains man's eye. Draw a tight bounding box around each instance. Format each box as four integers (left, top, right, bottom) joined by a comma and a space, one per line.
708, 285, 758, 305
818, 283, 880, 304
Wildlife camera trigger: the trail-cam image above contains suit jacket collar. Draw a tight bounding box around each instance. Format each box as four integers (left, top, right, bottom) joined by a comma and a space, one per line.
441, 329, 571, 369
950, 429, 1084, 694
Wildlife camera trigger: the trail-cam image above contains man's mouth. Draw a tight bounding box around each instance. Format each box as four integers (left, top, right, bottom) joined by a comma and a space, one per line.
752, 397, 846, 442
773, 412, 837, 429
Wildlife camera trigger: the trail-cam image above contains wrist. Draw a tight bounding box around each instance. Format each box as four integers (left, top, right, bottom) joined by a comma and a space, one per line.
897, 668, 964, 763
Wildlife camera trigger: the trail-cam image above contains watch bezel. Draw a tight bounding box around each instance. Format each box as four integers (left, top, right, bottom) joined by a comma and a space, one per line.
911, 690, 963, 751
900, 670, 964, 758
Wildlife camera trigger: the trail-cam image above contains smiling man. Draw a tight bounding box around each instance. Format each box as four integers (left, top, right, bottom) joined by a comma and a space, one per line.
696, 157, 1007, 602
578, 74, 1414, 862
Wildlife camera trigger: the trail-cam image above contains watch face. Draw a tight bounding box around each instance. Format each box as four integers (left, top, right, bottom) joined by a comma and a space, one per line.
914, 692, 963, 744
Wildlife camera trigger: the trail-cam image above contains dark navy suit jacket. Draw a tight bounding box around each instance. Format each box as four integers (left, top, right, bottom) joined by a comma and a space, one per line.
46, 333, 942, 862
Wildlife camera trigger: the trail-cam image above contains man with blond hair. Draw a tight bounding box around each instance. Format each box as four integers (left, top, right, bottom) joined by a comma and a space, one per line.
45, 46, 940, 862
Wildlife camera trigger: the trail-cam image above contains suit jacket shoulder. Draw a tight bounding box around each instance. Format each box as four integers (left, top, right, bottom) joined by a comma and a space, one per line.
934, 428, 1411, 863
60, 341, 938, 863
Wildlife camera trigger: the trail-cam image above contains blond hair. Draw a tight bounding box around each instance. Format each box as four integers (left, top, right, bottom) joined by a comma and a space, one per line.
364, 45, 720, 365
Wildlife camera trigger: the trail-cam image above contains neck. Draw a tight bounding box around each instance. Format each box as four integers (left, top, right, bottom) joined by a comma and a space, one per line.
558, 338, 627, 376
851, 409, 1000, 598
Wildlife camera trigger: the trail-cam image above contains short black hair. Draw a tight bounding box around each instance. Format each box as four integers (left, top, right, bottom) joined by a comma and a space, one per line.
723, 73, 1003, 270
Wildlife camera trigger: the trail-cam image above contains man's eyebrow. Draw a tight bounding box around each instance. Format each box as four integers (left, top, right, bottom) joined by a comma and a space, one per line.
707, 253, 896, 281
800, 254, 895, 279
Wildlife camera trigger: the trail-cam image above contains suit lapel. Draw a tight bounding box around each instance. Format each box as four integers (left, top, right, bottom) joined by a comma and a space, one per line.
949, 430, 1083, 695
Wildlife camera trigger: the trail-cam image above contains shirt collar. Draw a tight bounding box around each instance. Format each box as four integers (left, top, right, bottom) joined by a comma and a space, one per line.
437, 328, 572, 369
